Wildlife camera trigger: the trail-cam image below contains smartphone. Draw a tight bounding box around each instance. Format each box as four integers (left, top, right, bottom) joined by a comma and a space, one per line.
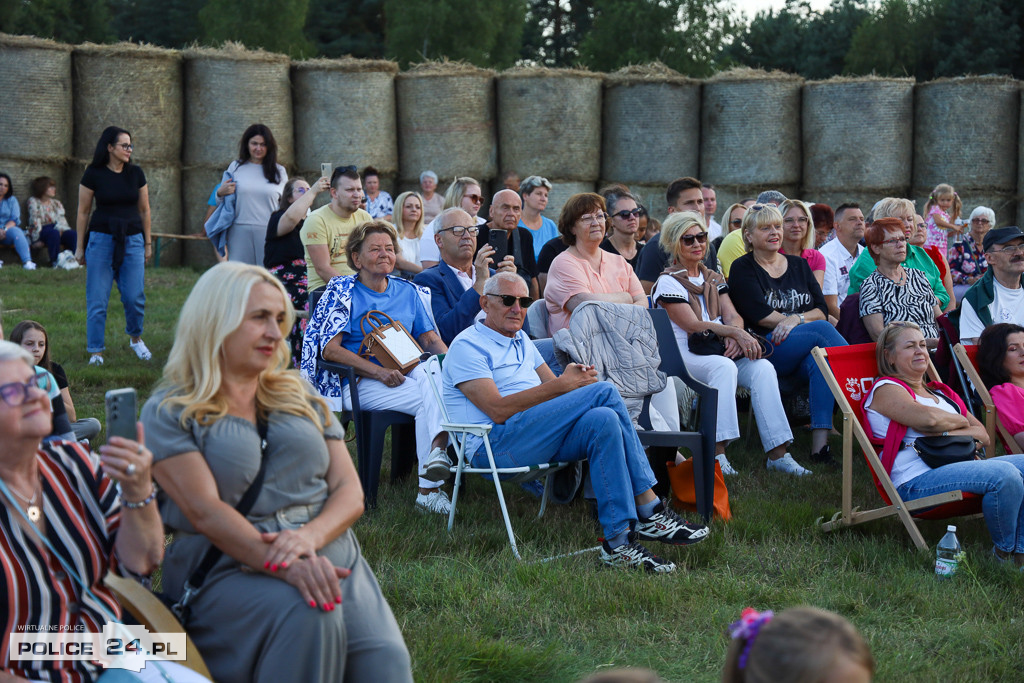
488, 229, 508, 263
105, 388, 138, 443
320, 162, 332, 180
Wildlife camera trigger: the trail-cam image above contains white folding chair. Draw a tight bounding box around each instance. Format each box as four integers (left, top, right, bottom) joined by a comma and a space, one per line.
423, 355, 572, 560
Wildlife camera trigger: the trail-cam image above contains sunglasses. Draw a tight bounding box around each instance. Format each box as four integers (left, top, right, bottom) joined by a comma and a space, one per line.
729, 219, 743, 227
680, 233, 708, 246
612, 208, 643, 220
486, 293, 534, 308
464, 194, 484, 204
0, 370, 49, 407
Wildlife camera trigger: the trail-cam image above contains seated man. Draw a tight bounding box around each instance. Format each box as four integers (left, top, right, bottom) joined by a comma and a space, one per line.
957, 226, 1024, 344
637, 177, 719, 293
414, 208, 516, 345
476, 189, 540, 298
442, 272, 708, 573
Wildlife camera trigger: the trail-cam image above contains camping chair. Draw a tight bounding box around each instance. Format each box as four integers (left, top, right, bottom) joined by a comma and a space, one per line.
953, 343, 1022, 454
811, 342, 982, 550
935, 312, 976, 412
422, 355, 573, 561
308, 286, 417, 508
102, 573, 211, 679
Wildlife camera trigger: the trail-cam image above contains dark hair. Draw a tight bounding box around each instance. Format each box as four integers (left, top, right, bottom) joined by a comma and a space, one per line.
331, 166, 360, 190
865, 217, 903, 263
977, 323, 1024, 388
701, 183, 715, 191
810, 202, 834, 227
89, 126, 131, 169
600, 184, 637, 218
557, 193, 605, 246
31, 176, 56, 199
362, 166, 380, 180
666, 177, 701, 209
9, 320, 51, 372
834, 202, 860, 222
278, 177, 306, 210
238, 124, 281, 184
0, 172, 12, 200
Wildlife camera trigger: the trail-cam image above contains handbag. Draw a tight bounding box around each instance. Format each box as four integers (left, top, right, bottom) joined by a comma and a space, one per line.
666, 459, 732, 521
687, 329, 727, 356
358, 309, 426, 375
912, 435, 979, 469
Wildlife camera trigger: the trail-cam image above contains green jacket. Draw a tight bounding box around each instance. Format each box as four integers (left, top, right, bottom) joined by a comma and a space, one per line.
847, 244, 950, 309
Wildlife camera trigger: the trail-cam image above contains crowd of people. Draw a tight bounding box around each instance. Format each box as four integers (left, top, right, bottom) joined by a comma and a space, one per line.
3, 119, 1024, 681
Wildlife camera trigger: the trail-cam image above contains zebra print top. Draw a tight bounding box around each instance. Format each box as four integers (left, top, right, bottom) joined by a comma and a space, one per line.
858, 267, 940, 338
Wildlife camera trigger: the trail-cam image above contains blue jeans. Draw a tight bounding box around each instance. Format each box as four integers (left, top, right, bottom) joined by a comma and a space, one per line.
533, 337, 562, 375
472, 381, 657, 540
767, 320, 847, 430
1, 225, 31, 263
39, 223, 77, 263
897, 454, 1024, 553
85, 232, 146, 353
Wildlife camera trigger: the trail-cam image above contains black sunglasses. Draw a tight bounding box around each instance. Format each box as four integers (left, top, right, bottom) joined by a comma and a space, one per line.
486, 293, 534, 308
612, 208, 643, 220
680, 233, 708, 245
330, 165, 358, 183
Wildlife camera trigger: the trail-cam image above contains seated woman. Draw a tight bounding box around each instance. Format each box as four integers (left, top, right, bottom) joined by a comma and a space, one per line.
977, 323, 1024, 452
600, 186, 642, 270
779, 199, 826, 291
27, 176, 77, 265
142, 263, 413, 682
864, 321, 1024, 565
0, 340, 165, 681
729, 203, 848, 468
10, 319, 102, 442
393, 190, 426, 276
711, 202, 746, 253
652, 212, 803, 476
910, 211, 956, 312
301, 220, 453, 514
0, 172, 36, 269
859, 218, 942, 344
949, 205, 994, 301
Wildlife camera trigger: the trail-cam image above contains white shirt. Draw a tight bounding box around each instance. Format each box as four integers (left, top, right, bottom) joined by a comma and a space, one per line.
959, 278, 1024, 341
707, 217, 723, 241
819, 237, 864, 303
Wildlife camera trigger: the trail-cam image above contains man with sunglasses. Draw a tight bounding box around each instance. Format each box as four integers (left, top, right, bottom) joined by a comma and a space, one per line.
414, 208, 517, 345
957, 226, 1024, 344
442, 272, 708, 573
476, 189, 540, 299
300, 166, 372, 292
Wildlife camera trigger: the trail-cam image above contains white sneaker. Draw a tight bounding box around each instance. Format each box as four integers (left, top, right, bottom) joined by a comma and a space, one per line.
766, 453, 812, 476
23, 261, 36, 270
716, 453, 738, 476
415, 489, 452, 515
422, 446, 453, 482
89, 354, 104, 366
129, 339, 152, 361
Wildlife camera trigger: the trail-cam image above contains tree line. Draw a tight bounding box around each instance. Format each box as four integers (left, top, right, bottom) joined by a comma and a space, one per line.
1, 0, 1020, 80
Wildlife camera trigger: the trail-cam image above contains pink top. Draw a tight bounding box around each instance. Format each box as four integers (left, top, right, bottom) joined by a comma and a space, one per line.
780, 247, 826, 274
990, 383, 1024, 436
544, 247, 644, 334
925, 205, 951, 251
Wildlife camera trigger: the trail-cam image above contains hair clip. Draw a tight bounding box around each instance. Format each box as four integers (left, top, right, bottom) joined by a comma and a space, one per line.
729, 608, 774, 670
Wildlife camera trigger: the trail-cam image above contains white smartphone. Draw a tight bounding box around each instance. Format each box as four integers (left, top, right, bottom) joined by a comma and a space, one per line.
105, 388, 138, 442
321, 162, 332, 180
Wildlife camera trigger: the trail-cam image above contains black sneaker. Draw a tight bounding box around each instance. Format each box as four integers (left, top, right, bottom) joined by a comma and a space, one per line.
636, 502, 709, 546
599, 534, 676, 573
810, 444, 839, 469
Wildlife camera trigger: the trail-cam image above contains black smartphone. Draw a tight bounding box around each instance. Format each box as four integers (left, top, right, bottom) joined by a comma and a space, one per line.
488, 229, 508, 263
105, 388, 138, 442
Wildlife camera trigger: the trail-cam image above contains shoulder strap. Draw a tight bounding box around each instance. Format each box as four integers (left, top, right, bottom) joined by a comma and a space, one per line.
864, 377, 912, 475
927, 380, 967, 415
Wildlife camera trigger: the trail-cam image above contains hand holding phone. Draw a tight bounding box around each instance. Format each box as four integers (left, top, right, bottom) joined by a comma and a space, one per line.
321, 163, 332, 182
488, 229, 509, 264
105, 388, 138, 443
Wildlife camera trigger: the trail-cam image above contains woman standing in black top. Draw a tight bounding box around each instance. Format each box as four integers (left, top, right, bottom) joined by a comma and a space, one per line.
265, 173, 329, 365
74, 126, 152, 366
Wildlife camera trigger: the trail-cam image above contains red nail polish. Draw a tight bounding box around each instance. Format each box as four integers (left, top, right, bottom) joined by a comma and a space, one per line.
264, 561, 270, 569
281, 561, 288, 569
271, 564, 278, 572
322, 603, 331, 611
334, 596, 341, 604
309, 600, 316, 608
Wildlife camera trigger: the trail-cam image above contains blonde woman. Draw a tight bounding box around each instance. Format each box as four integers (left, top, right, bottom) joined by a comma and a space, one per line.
394, 190, 426, 273
141, 262, 411, 683
418, 176, 486, 267
779, 199, 826, 291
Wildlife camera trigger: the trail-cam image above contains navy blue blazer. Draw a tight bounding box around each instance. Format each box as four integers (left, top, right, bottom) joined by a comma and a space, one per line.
413, 260, 494, 345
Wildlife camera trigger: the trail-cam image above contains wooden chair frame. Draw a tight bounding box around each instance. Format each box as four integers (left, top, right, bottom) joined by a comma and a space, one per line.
953, 343, 1022, 454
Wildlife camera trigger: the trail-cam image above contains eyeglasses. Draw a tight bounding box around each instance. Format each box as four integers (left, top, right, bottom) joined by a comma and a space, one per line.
294, 187, 307, 195
971, 218, 991, 225
464, 194, 484, 204
116, 143, 133, 151
729, 219, 743, 227
438, 225, 480, 236
612, 208, 643, 220
680, 233, 708, 246
0, 370, 49, 407
882, 237, 908, 246
783, 217, 809, 225
487, 293, 534, 308
578, 213, 607, 226
990, 243, 1024, 255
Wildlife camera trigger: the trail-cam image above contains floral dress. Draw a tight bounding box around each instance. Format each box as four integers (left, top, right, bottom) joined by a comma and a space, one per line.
948, 234, 988, 285
925, 205, 952, 252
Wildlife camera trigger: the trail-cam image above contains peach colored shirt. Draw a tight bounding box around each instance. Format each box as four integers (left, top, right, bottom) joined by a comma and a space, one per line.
544, 247, 644, 334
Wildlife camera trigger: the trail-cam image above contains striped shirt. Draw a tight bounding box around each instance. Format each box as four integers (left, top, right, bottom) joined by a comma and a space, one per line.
2, 441, 122, 682
859, 267, 940, 339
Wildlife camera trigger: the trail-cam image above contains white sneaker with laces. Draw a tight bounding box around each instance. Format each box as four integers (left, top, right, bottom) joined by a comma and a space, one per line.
23, 261, 37, 270
716, 453, 738, 476
422, 446, 453, 482
130, 339, 152, 361
415, 489, 452, 515
766, 453, 812, 476
89, 354, 104, 366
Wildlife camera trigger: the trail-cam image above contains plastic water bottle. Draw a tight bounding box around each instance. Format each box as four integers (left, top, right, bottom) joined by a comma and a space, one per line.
935, 525, 961, 579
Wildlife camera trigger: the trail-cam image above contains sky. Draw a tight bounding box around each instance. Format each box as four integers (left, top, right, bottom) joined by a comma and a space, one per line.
732, 0, 832, 18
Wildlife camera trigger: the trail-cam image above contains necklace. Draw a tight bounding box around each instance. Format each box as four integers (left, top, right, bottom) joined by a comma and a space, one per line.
7, 480, 41, 523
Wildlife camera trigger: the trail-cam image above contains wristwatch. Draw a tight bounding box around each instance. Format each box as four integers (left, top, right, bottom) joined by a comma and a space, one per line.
798, 313, 805, 324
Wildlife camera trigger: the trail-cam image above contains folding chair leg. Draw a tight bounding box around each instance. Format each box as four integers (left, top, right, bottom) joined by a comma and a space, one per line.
490, 469, 522, 561
538, 471, 553, 518
447, 466, 464, 533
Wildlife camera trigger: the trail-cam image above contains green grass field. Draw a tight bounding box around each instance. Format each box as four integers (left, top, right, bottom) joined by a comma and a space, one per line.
2, 265, 1022, 682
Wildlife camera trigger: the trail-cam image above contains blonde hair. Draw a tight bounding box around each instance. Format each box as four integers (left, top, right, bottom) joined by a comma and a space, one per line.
443, 176, 481, 210
876, 321, 923, 378
740, 204, 784, 251
393, 191, 425, 240
779, 199, 814, 253
923, 183, 962, 222
873, 197, 915, 223
659, 211, 707, 263
158, 263, 329, 429
722, 203, 748, 234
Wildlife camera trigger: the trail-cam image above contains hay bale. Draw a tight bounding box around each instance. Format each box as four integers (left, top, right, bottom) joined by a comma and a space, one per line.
803, 77, 913, 195
0, 157, 66, 225
497, 67, 604, 181
602, 64, 700, 185
612, 183, 670, 223
182, 165, 224, 269
543, 180, 596, 224
396, 62, 496, 183
709, 184, 801, 218
0, 34, 72, 161
801, 190, 903, 218
182, 44, 293, 168
914, 76, 1020, 193
292, 58, 398, 175
72, 43, 183, 164
700, 69, 803, 188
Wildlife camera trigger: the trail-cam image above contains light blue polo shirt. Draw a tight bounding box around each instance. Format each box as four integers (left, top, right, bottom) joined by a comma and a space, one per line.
442, 321, 546, 454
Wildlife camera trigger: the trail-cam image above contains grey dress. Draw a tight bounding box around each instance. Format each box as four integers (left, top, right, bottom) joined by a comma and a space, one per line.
141, 389, 412, 683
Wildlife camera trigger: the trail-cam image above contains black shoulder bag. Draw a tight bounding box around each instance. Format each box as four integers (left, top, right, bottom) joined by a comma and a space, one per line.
911, 390, 980, 468
160, 418, 270, 626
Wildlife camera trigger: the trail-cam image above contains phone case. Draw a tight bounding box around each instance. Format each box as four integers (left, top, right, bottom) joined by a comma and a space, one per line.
105, 388, 138, 442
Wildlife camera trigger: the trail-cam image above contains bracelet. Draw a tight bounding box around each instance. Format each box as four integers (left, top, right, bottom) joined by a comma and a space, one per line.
119, 484, 158, 509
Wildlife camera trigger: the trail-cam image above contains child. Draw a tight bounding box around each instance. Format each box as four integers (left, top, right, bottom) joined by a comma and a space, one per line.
723, 607, 874, 683
922, 183, 962, 253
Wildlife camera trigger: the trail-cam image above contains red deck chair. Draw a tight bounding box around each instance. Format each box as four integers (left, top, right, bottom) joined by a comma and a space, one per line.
811, 343, 982, 550
953, 343, 1022, 454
